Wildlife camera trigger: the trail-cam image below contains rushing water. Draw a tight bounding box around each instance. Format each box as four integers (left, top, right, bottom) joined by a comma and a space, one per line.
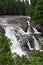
5, 25, 27, 57
0, 16, 41, 57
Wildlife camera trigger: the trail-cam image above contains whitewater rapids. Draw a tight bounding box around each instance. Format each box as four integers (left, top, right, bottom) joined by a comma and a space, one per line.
0, 17, 41, 57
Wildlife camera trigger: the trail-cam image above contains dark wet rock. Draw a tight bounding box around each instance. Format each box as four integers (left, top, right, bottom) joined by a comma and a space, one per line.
7, 18, 28, 32
21, 40, 29, 51
30, 26, 34, 33
19, 35, 35, 51
36, 24, 43, 33
19, 35, 30, 51
0, 25, 5, 34
28, 36, 34, 48
34, 35, 41, 43
31, 21, 43, 35
30, 21, 36, 27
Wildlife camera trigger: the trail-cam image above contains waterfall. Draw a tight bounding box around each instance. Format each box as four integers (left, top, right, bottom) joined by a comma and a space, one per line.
5, 25, 27, 57
0, 16, 41, 57
4, 24, 40, 57
27, 41, 33, 50
26, 21, 40, 35
32, 36, 40, 50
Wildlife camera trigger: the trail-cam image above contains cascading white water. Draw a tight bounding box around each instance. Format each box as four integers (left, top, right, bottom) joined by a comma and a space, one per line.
5, 25, 27, 57
27, 41, 33, 50
32, 36, 40, 50
0, 18, 7, 25
26, 21, 41, 35
0, 17, 41, 57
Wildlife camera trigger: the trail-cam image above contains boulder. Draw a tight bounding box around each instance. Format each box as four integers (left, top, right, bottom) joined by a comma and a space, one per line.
36, 24, 43, 33
31, 21, 43, 34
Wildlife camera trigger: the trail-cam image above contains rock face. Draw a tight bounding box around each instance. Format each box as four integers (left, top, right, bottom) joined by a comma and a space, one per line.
7, 18, 28, 32
0, 25, 5, 34
31, 21, 43, 34
36, 24, 43, 33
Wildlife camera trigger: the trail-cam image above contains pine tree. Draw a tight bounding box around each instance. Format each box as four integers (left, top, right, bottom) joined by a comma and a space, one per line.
33, 0, 43, 24
25, 0, 30, 16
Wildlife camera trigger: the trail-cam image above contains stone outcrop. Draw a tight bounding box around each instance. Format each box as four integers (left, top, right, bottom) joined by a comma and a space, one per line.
36, 24, 43, 33
31, 21, 43, 34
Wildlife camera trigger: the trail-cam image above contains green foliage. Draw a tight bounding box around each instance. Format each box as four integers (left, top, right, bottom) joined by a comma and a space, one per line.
14, 51, 43, 65
31, 0, 43, 24
0, 33, 10, 52
26, 4, 30, 16
0, 52, 15, 65
0, 33, 15, 65
30, 0, 37, 17
41, 43, 43, 50
0, 0, 28, 15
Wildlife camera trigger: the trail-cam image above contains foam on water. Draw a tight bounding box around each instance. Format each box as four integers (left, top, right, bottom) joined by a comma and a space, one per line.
32, 36, 40, 50
5, 26, 27, 57
0, 16, 41, 57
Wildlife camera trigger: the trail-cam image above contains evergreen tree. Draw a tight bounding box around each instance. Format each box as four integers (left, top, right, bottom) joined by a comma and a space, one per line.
32, 0, 43, 24
31, 0, 37, 17
25, 0, 30, 16
0, 0, 27, 15
21, 0, 26, 15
